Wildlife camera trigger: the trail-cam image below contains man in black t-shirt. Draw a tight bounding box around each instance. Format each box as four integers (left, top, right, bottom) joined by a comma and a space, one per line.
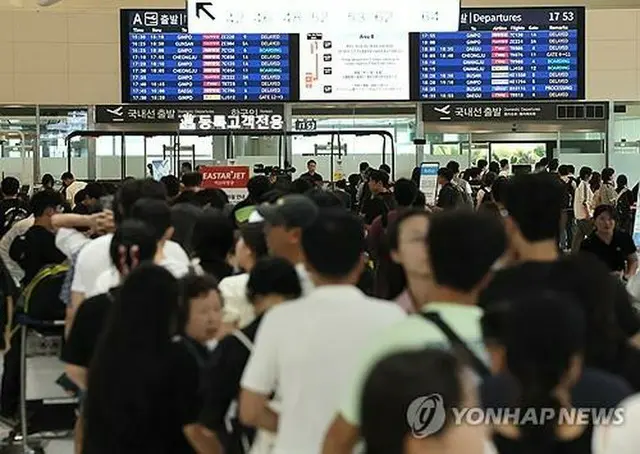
9, 190, 65, 285
0, 177, 29, 237
299, 159, 324, 186
361, 169, 396, 225
580, 204, 638, 277
435, 168, 460, 210
478, 173, 565, 311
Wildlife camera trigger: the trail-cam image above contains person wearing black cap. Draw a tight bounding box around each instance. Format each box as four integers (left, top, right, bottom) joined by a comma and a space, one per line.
580, 204, 638, 278
256, 194, 320, 295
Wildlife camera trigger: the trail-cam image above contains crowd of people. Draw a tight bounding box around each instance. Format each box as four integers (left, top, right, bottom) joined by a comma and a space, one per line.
0, 160, 637, 454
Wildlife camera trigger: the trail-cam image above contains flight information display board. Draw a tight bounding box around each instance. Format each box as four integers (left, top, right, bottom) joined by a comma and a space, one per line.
120, 9, 297, 102
414, 7, 585, 100
120, 7, 585, 103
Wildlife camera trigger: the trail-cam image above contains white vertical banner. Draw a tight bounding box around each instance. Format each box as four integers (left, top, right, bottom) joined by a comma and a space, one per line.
419, 162, 440, 205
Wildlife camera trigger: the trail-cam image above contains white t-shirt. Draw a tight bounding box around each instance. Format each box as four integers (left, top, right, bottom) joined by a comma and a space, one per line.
218, 273, 253, 327
241, 285, 406, 454
55, 228, 90, 259
65, 181, 87, 207
0, 216, 34, 285
91, 257, 190, 297
219, 263, 314, 328
592, 393, 640, 454
71, 233, 189, 297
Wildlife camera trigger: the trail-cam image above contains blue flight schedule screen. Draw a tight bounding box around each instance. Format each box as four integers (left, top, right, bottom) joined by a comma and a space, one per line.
121, 10, 294, 102
416, 7, 585, 101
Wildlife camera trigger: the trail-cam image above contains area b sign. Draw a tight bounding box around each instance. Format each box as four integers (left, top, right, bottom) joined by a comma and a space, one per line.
186, 0, 461, 34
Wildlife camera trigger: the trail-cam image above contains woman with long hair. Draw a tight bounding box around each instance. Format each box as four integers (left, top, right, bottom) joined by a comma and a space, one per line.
493, 292, 590, 453
375, 209, 431, 312
589, 171, 602, 194
360, 348, 486, 454
615, 174, 634, 233
82, 265, 200, 454
192, 208, 235, 281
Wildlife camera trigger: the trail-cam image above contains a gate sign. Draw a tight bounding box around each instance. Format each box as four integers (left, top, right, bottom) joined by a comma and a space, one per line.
95, 104, 285, 132
422, 102, 609, 122
199, 165, 250, 204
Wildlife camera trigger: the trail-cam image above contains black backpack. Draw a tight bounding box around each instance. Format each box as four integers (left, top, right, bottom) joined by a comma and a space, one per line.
452, 182, 474, 209
560, 178, 575, 210
2, 205, 28, 235
479, 187, 494, 205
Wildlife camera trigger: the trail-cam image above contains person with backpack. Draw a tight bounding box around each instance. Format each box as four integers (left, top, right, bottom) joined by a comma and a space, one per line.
616, 174, 635, 233
434, 167, 462, 211
193, 258, 302, 454
0, 176, 29, 237
360, 169, 397, 225
559, 164, 577, 250
594, 167, 618, 208
447, 161, 474, 209
10, 190, 66, 286
322, 210, 506, 454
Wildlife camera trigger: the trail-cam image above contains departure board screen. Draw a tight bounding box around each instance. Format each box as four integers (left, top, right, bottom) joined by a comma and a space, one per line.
120, 10, 297, 102
414, 7, 585, 100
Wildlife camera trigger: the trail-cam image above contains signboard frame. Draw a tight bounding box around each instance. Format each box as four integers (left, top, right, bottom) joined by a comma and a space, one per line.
421, 101, 609, 122
95, 103, 285, 132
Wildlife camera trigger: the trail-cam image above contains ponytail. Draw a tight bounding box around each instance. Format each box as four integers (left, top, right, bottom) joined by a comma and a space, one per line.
514, 363, 564, 453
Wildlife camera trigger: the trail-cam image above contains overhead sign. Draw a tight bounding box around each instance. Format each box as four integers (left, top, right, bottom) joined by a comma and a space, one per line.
95, 104, 285, 132
422, 102, 608, 122
199, 165, 250, 204
186, 0, 461, 34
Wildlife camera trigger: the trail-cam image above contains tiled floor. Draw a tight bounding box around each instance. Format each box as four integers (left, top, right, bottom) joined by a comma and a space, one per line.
0, 356, 74, 454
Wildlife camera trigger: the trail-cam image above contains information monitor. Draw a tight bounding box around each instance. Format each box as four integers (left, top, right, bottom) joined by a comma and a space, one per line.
412, 7, 585, 101
120, 9, 297, 102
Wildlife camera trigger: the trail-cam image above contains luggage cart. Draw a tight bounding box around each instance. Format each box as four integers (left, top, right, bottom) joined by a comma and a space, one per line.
0, 317, 77, 454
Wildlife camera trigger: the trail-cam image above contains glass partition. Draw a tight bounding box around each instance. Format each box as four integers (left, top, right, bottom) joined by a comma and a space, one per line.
557, 131, 605, 154
289, 116, 414, 178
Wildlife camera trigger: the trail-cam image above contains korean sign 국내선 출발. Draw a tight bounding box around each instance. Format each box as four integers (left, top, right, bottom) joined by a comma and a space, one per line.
95, 103, 285, 132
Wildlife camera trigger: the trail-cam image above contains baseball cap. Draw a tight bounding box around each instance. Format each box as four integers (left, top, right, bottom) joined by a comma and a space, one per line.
257, 194, 319, 228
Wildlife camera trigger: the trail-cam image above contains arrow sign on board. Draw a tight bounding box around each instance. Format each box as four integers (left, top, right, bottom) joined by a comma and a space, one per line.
196, 1, 216, 21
